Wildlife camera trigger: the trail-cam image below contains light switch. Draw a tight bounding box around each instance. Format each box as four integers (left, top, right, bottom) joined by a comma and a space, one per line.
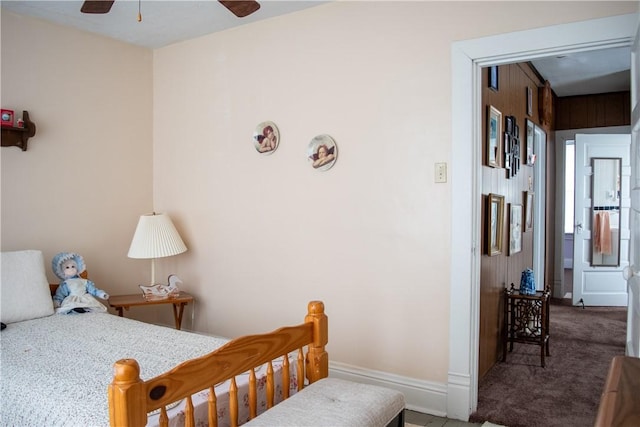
435, 162, 447, 183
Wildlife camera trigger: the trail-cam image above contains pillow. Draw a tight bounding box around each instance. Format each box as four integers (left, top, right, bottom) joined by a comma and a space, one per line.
1, 250, 54, 323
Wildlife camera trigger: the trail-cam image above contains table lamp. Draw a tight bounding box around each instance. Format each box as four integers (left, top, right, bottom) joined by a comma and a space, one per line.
128, 212, 187, 285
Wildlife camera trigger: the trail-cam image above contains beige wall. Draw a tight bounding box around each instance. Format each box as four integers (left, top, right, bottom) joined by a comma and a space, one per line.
153, 1, 637, 382
2, 1, 636, 392
1, 11, 153, 293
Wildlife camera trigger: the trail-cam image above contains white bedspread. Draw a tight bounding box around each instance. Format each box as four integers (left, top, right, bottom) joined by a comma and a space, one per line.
0, 313, 229, 427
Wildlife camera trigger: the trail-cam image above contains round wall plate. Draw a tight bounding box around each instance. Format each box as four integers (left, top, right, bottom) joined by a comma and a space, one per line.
253, 121, 279, 155
307, 134, 338, 171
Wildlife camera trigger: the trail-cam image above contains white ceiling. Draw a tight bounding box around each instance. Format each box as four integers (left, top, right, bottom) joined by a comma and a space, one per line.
530, 47, 630, 97
1, 1, 631, 98
0, 0, 328, 49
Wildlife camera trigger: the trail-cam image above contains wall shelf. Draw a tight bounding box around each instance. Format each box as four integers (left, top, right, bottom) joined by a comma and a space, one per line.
1, 110, 36, 151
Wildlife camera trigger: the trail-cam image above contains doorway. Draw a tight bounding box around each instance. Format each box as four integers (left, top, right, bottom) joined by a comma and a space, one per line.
448, 13, 636, 421
555, 128, 631, 304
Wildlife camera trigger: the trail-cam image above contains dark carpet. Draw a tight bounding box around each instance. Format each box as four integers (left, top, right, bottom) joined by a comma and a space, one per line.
469, 300, 627, 427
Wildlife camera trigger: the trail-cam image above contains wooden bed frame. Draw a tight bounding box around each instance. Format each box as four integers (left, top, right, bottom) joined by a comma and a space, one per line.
108, 300, 328, 427
49, 275, 327, 426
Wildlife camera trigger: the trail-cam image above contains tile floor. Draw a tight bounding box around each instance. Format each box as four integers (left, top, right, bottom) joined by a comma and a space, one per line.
404, 409, 482, 427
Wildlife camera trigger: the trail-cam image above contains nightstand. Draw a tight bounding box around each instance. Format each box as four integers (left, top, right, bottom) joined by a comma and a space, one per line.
108, 291, 194, 330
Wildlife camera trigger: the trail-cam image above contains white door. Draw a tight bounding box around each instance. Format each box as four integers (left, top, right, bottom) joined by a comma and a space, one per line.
625, 20, 640, 357
573, 134, 630, 306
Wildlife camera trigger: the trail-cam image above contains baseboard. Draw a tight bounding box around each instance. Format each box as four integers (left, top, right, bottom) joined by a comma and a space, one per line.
328, 361, 448, 417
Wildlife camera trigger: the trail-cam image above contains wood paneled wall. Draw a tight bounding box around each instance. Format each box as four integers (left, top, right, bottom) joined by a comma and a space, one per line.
555, 92, 630, 130
479, 63, 552, 378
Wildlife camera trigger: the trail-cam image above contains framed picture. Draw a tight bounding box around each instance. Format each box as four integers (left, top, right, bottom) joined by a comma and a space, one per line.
526, 86, 533, 117
525, 119, 535, 165
509, 204, 523, 255
307, 134, 338, 171
486, 193, 505, 256
486, 105, 502, 168
504, 133, 511, 173
489, 66, 498, 91
253, 121, 280, 155
511, 135, 520, 177
524, 191, 534, 231
505, 115, 514, 135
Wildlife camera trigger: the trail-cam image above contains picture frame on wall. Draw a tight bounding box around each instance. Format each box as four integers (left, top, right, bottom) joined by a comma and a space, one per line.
524, 191, 534, 231
511, 134, 520, 177
504, 133, 511, 172
525, 119, 535, 165
526, 86, 533, 117
505, 115, 514, 135
486, 193, 505, 256
486, 105, 502, 168
489, 66, 499, 91
509, 203, 523, 255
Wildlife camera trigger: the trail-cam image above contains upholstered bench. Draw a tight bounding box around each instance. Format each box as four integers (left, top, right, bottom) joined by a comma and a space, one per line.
243, 377, 405, 427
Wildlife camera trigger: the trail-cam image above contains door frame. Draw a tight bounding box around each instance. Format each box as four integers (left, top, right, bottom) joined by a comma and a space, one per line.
448, 14, 636, 420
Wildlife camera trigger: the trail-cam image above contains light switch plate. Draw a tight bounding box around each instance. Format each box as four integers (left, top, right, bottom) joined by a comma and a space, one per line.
435, 162, 447, 183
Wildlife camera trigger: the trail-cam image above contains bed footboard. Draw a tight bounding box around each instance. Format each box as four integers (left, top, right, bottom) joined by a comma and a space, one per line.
108, 300, 328, 427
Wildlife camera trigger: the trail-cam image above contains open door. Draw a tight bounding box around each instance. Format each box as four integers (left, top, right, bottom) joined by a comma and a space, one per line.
573, 134, 630, 307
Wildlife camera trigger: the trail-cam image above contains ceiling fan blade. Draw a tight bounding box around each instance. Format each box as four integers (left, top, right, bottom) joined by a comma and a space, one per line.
218, 1, 260, 18
81, 0, 115, 14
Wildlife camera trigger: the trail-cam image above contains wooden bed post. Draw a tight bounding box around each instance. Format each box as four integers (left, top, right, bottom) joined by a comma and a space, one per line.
305, 300, 328, 383
108, 358, 147, 427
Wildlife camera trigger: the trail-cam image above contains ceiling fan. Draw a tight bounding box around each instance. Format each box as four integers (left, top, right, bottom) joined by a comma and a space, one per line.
80, 0, 260, 18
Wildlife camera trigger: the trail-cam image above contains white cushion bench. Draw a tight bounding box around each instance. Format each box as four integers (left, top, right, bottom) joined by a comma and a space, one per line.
243, 377, 405, 427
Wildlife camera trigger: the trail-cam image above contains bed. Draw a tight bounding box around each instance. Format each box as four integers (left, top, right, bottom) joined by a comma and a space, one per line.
0, 250, 328, 427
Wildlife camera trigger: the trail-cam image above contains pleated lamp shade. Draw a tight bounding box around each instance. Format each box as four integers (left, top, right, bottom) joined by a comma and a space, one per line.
128, 212, 187, 285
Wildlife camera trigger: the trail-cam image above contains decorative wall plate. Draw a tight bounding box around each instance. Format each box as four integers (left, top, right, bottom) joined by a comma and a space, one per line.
307, 134, 337, 171
253, 121, 279, 155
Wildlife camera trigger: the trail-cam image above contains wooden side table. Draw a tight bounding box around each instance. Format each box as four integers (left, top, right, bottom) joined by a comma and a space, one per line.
108, 291, 194, 330
503, 284, 550, 367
